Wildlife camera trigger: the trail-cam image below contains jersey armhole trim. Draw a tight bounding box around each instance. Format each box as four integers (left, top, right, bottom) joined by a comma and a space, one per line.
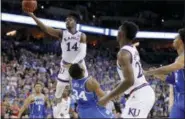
60, 30, 65, 43
120, 49, 133, 64
83, 76, 94, 94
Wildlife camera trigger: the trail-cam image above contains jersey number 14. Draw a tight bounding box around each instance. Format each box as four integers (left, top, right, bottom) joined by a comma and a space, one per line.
67, 42, 78, 51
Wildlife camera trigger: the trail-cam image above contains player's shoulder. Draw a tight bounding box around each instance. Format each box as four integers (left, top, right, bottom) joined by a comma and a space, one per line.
118, 48, 132, 58
27, 94, 35, 101
85, 76, 98, 92
117, 48, 133, 64
121, 45, 136, 52
85, 76, 96, 86
80, 32, 87, 43
85, 76, 93, 82
63, 30, 69, 34
41, 93, 46, 97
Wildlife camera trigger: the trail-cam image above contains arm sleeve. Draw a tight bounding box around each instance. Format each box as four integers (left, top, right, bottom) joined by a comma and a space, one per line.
72, 43, 87, 64
165, 72, 175, 85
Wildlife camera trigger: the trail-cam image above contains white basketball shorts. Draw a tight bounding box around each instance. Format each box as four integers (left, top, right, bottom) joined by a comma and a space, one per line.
121, 85, 155, 118
55, 60, 88, 98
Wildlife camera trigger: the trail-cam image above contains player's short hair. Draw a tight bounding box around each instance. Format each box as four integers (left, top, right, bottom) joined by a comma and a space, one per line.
34, 82, 43, 87
67, 12, 79, 23
69, 64, 84, 79
178, 28, 185, 44
121, 21, 139, 40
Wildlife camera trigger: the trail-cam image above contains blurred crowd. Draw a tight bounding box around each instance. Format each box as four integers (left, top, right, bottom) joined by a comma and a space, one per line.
1, 36, 170, 118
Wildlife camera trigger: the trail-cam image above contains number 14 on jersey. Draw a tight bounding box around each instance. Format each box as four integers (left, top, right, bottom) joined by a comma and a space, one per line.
67, 42, 79, 51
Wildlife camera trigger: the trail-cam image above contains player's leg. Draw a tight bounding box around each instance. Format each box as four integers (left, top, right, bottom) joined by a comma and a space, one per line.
54, 64, 70, 118
53, 82, 67, 118
55, 80, 69, 100
121, 86, 155, 118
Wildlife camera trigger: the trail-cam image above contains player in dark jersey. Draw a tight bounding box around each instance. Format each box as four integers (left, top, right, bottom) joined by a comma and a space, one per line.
145, 28, 185, 118
18, 82, 51, 118
69, 64, 114, 118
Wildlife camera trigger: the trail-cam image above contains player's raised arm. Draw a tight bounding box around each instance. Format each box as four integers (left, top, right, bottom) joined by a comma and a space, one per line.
18, 95, 33, 118
86, 77, 105, 99
99, 50, 134, 106
146, 54, 184, 75
72, 33, 87, 64
26, 12, 62, 39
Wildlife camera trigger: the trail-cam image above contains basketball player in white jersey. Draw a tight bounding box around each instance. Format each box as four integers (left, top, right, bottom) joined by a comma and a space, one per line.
53, 87, 73, 118
26, 12, 88, 113
99, 21, 155, 118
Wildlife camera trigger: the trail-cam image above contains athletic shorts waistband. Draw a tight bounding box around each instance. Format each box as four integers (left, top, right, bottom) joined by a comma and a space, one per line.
62, 59, 83, 65
57, 78, 70, 83
125, 83, 149, 98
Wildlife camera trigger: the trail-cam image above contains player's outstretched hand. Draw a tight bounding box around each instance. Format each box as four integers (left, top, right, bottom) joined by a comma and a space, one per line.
98, 96, 109, 107
24, 11, 34, 16
22, 6, 34, 16
144, 67, 156, 76
143, 70, 150, 76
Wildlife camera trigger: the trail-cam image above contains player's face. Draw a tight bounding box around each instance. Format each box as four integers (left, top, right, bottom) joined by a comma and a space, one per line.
66, 16, 76, 29
117, 27, 121, 42
35, 84, 42, 93
117, 26, 125, 42
173, 35, 181, 49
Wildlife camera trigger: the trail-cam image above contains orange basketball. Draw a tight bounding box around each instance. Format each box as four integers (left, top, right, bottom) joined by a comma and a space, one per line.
22, 0, 37, 12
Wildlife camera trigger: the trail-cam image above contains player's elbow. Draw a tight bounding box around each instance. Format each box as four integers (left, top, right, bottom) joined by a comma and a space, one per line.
172, 62, 184, 71
177, 63, 184, 69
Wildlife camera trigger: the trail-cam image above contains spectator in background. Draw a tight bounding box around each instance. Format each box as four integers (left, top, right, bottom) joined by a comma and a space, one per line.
9, 99, 20, 118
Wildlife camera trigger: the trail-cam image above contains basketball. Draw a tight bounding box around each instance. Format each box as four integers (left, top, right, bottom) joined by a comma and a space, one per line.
22, 0, 37, 12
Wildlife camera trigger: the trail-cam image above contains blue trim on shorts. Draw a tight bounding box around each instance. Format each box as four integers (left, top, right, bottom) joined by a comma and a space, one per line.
129, 83, 149, 95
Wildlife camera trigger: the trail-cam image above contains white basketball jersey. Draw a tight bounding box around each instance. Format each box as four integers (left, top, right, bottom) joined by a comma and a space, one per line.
61, 30, 82, 63
59, 97, 71, 115
117, 45, 147, 94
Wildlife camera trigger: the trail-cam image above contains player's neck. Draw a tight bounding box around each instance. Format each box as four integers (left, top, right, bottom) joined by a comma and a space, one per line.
68, 27, 77, 34
63, 96, 68, 100
119, 40, 132, 49
35, 92, 41, 96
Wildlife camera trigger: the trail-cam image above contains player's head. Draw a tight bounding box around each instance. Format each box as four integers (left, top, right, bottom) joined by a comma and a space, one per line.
117, 21, 139, 44
69, 64, 84, 79
66, 12, 79, 29
34, 82, 43, 93
173, 28, 185, 50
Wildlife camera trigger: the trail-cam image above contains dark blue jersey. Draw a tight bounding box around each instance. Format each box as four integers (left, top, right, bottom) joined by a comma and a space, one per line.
29, 94, 46, 118
72, 77, 114, 118
72, 77, 98, 108
166, 69, 184, 102
166, 69, 185, 118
